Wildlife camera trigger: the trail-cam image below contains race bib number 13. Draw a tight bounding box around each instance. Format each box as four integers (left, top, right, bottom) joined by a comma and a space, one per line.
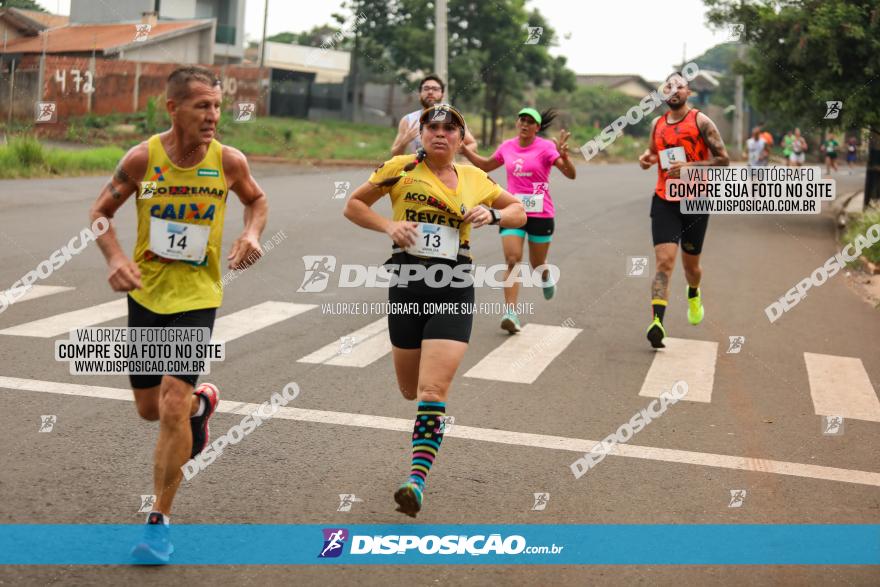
149, 217, 210, 262
407, 223, 459, 260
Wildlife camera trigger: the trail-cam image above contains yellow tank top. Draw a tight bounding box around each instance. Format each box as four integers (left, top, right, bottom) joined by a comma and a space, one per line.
129, 134, 228, 314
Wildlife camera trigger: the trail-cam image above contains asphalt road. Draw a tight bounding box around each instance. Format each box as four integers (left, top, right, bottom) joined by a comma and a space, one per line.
0, 162, 876, 585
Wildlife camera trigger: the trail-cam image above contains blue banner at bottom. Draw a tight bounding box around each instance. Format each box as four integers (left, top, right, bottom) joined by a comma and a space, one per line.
0, 524, 877, 565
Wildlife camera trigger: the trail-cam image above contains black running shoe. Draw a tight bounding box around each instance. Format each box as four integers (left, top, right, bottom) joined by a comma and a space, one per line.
190, 382, 219, 458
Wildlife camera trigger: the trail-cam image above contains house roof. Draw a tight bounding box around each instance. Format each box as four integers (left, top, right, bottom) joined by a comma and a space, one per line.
0, 20, 212, 55
576, 74, 654, 90
0, 7, 68, 36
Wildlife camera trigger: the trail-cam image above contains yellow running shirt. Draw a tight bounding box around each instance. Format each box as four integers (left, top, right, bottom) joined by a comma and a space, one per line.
129, 134, 228, 314
368, 155, 502, 255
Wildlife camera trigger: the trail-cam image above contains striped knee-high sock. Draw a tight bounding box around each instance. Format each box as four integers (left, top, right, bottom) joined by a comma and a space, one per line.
409, 401, 446, 489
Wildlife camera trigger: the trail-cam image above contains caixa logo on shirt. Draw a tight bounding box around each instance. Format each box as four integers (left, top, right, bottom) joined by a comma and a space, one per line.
318, 528, 349, 558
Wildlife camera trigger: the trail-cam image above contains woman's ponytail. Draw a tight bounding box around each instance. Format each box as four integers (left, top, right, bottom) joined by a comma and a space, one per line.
538, 109, 558, 135
377, 147, 428, 187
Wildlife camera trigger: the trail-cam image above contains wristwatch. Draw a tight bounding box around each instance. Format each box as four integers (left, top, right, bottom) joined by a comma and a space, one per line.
488, 208, 502, 225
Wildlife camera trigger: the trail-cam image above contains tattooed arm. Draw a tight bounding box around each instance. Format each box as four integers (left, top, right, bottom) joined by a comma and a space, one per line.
89, 142, 149, 291
693, 112, 730, 167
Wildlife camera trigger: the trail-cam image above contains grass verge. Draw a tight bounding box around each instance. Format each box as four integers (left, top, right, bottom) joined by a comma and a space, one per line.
0, 136, 123, 179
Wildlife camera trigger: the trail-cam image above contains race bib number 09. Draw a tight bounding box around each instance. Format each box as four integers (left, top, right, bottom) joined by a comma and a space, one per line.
659, 146, 687, 170
514, 193, 545, 213
149, 217, 210, 262
407, 223, 459, 260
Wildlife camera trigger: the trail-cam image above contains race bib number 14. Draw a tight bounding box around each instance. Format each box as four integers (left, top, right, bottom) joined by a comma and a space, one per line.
149, 217, 210, 262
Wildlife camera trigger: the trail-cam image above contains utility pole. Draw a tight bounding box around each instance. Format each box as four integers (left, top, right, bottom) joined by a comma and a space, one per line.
435, 0, 448, 95
733, 43, 745, 157
259, 0, 269, 69
348, 1, 362, 122
865, 128, 879, 208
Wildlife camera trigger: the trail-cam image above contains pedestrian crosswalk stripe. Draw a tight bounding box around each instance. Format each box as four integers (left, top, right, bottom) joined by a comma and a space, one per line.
212, 302, 316, 343
639, 337, 717, 403
463, 323, 582, 384
0, 299, 127, 338
1, 285, 74, 306
2, 375, 878, 487
297, 318, 391, 367
804, 352, 880, 422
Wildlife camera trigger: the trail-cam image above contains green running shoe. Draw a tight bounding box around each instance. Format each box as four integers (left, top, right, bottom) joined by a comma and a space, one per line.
394, 481, 423, 518
542, 277, 556, 300
687, 286, 704, 325
501, 311, 521, 334
646, 316, 667, 349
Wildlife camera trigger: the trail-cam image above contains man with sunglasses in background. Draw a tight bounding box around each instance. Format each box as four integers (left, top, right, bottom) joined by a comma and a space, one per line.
391, 75, 477, 156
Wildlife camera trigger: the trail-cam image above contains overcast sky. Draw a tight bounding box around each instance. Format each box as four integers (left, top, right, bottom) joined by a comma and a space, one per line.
38, 0, 731, 81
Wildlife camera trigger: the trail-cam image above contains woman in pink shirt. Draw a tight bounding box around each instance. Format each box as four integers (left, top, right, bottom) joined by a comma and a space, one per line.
462, 107, 576, 333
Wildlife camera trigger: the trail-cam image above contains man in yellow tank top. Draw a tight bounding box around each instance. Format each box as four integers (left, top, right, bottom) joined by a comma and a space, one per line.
88, 66, 268, 564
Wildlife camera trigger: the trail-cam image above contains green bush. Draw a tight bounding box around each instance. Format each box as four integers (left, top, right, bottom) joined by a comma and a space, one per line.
9, 135, 45, 167
843, 207, 880, 265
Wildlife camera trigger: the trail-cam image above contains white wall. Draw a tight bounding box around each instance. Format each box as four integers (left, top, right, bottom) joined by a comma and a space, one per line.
123, 29, 212, 64
265, 42, 351, 83
161, 0, 198, 20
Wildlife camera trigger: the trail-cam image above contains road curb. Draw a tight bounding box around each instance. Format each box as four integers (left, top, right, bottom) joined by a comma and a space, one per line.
248, 155, 383, 168
832, 190, 863, 229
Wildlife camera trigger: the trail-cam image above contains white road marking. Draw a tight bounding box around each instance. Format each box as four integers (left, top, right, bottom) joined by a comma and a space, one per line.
463, 323, 582, 384
1, 285, 74, 304
0, 299, 127, 338
297, 318, 391, 367
2, 375, 878, 487
212, 302, 316, 343
639, 337, 718, 403
804, 352, 880, 422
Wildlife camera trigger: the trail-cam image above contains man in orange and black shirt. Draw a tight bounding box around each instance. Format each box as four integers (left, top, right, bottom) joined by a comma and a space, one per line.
638, 72, 730, 349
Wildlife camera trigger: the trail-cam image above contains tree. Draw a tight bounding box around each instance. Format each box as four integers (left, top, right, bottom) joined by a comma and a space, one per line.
338, 0, 575, 144
0, 0, 47, 10
267, 25, 352, 49
536, 85, 653, 144
704, 0, 880, 206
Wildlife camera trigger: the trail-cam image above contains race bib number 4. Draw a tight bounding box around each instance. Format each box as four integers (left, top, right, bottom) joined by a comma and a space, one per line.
407, 223, 459, 260
659, 146, 687, 170
514, 193, 545, 213
149, 217, 210, 262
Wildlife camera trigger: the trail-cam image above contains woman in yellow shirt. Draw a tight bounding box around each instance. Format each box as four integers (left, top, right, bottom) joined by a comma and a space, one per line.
344, 104, 525, 517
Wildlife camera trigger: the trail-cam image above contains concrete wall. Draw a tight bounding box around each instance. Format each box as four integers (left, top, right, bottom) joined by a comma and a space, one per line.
70, 0, 152, 23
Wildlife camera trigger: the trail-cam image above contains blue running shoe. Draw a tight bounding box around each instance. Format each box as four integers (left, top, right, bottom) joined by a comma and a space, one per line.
131, 512, 174, 565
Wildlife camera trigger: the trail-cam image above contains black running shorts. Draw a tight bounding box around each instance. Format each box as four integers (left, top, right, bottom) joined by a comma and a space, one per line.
650, 194, 709, 255
127, 295, 216, 389
386, 253, 475, 349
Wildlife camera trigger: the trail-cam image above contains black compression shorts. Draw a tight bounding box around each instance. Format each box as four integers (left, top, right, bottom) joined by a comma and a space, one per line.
499, 216, 555, 242
650, 194, 709, 255
386, 253, 475, 349
127, 295, 216, 389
